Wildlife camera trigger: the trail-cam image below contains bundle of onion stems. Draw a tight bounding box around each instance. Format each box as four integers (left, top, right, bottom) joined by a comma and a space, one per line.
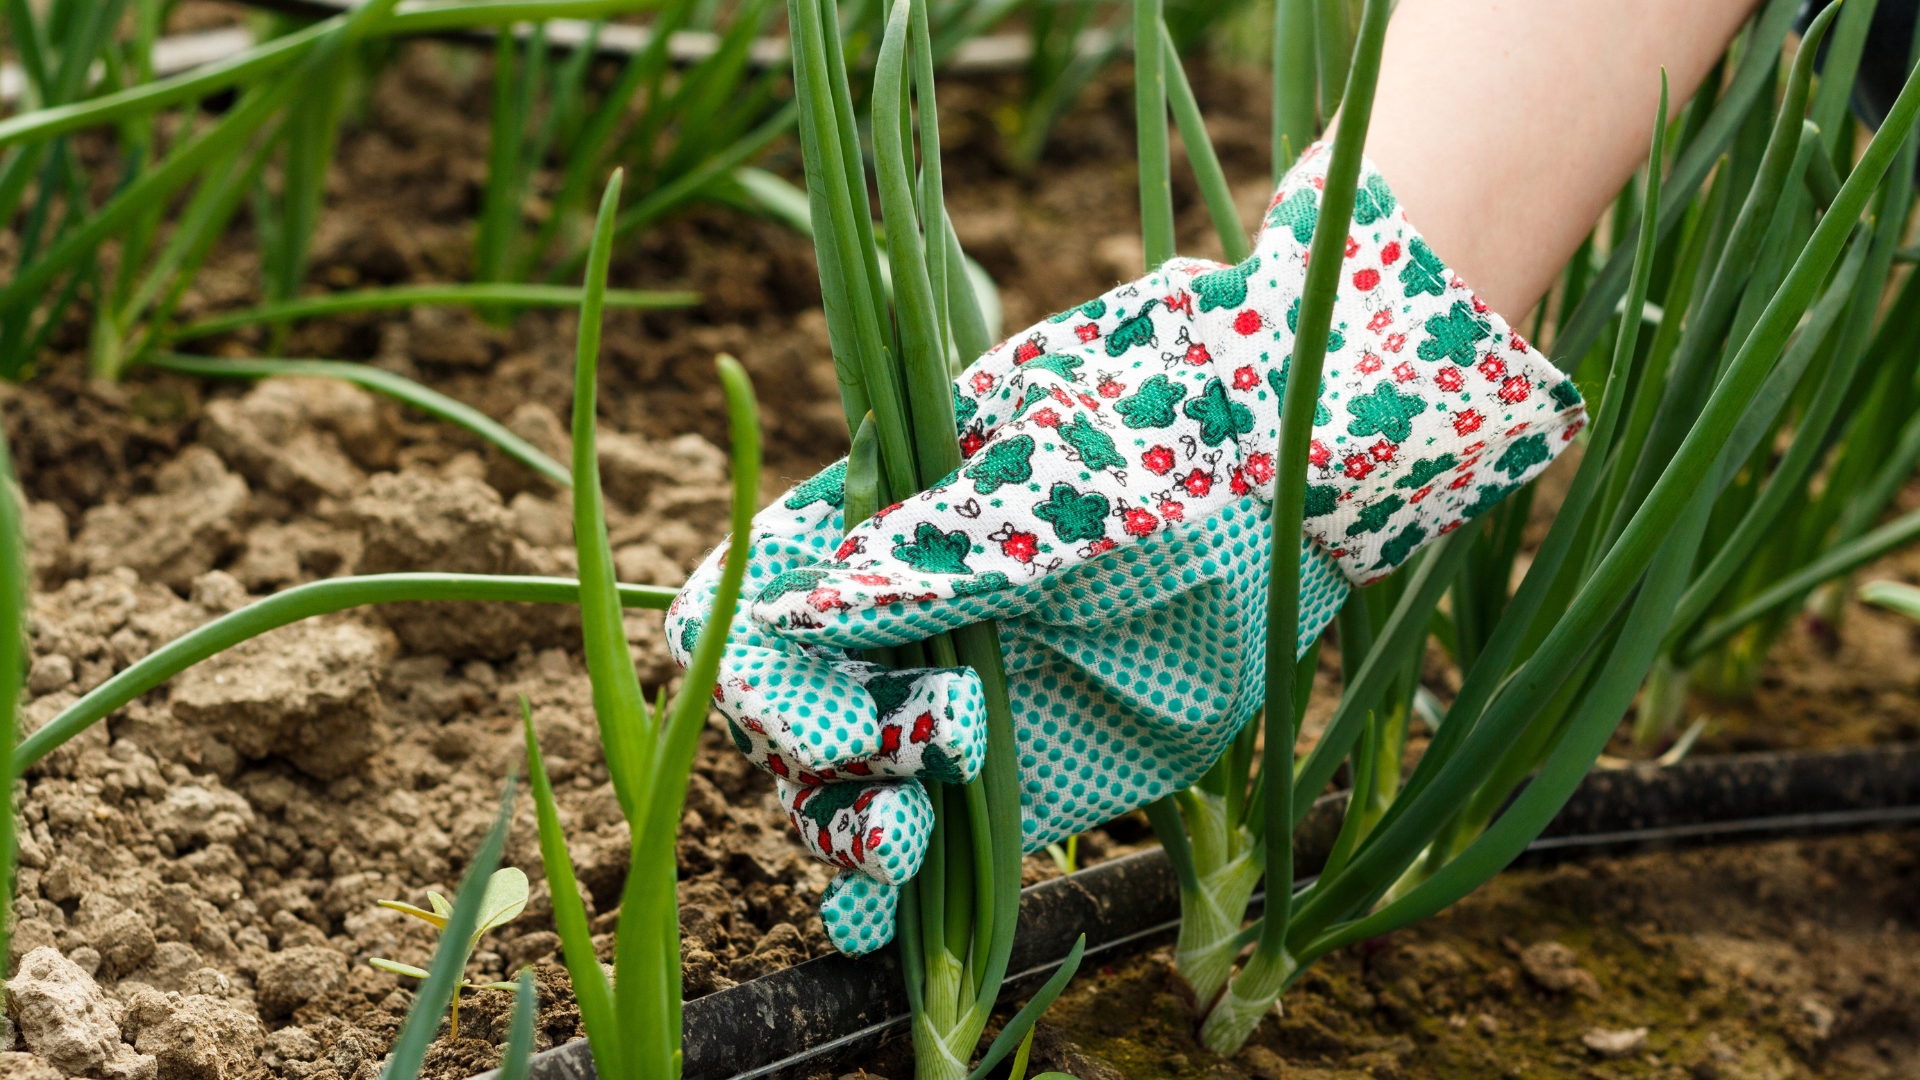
1140, 0, 1920, 1052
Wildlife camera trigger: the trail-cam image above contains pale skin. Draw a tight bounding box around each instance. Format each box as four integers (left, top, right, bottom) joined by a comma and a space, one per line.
1349, 0, 1763, 318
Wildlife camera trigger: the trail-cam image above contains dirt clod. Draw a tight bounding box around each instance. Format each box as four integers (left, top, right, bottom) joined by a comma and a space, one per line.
147, 787, 254, 852
726, 922, 805, 983
1235, 1045, 1285, 1080
71, 448, 248, 594
350, 472, 578, 659
167, 622, 395, 781
200, 379, 383, 504
91, 913, 156, 981
22, 500, 70, 588
353, 473, 517, 578
1581, 1026, 1649, 1058
0, 1050, 69, 1080
1519, 940, 1601, 998
6, 948, 151, 1080
124, 990, 264, 1080
1022, 1023, 1127, 1080
26, 656, 73, 697
597, 431, 726, 514
254, 948, 348, 1020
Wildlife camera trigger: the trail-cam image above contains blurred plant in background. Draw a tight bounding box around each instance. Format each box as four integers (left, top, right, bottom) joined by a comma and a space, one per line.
0, 0, 807, 382
497, 0, 800, 286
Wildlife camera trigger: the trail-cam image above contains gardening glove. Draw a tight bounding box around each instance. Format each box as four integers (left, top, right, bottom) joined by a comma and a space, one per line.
665, 141, 1587, 957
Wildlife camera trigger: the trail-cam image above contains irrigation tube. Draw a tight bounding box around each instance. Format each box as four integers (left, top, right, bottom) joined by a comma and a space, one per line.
0, 3, 1115, 105
199, 2, 1110, 73
465, 742, 1920, 1080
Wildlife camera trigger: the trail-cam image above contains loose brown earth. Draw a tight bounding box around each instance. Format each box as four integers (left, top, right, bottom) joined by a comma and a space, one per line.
3, 12, 1919, 1080
845, 832, 1920, 1080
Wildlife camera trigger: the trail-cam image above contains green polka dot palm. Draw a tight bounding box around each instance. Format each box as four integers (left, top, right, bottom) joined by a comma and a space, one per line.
666, 143, 1584, 956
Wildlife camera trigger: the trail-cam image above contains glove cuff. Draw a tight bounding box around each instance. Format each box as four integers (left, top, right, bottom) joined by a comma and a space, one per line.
1189, 140, 1586, 584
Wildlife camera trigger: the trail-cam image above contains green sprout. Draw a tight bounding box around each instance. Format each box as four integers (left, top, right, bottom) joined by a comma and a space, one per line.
1043, 834, 1079, 876
381, 783, 521, 1080
1859, 580, 1920, 623
1004, 1020, 1073, 1080
369, 868, 532, 1041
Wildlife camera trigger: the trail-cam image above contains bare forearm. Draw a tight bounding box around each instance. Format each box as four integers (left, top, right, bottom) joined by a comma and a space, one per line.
1349, 0, 1759, 317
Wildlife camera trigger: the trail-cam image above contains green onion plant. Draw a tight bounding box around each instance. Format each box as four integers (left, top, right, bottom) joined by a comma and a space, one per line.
1619, 0, 1920, 741
1134, 0, 1399, 1051
1130, 0, 1920, 1056
0, 0, 697, 382
787, 0, 1086, 1075
517, 169, 762, 1079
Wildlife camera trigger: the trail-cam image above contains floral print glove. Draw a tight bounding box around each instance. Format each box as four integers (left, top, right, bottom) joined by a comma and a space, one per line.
666, 142, 1586, 956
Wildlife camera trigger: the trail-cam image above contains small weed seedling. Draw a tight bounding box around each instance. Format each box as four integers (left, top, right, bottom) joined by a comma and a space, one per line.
369, 867, 531, 1040
1860, 580, 1920, 624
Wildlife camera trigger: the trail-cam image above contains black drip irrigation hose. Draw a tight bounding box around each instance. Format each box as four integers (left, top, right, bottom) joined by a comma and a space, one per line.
473, 743, 1920, 1080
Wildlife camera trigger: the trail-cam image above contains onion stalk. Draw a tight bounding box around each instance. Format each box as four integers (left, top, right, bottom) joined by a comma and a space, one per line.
1140, 0, 1920, 1056
787, 1, 1081, 1074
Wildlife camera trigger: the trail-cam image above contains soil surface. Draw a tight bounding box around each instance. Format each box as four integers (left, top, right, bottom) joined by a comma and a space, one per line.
899, 832, 1920, 1080
4, 11, 1920, 1080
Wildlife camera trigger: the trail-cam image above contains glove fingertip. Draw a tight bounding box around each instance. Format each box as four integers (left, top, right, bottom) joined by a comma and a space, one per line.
944, 668, 989, 783
754, 571, 1024, 653
722, 650, 883, 773
777, 777, 934, 885
819, 872, 898, 957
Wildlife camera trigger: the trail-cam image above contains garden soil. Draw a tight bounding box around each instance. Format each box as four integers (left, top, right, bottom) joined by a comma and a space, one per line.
2, 10, 1918, 1080
857, 831, 1920, 1080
